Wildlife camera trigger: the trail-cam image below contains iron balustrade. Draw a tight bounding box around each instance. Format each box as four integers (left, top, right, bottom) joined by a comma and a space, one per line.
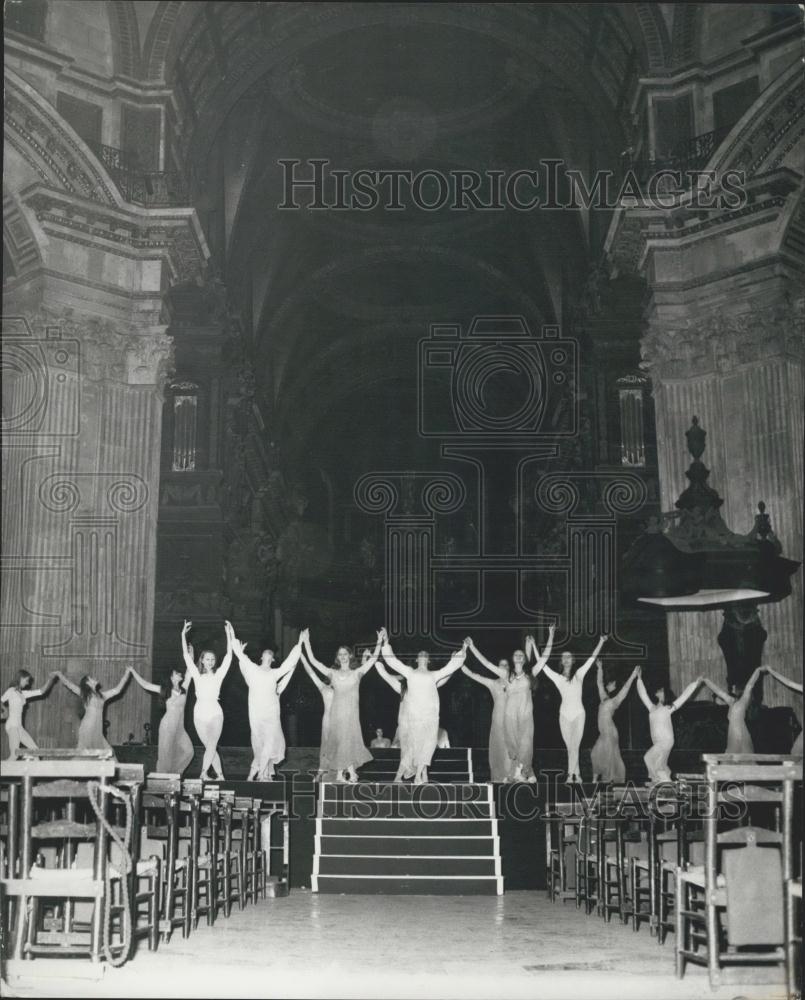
624, 126, 734, 187
88, 143, 189, 208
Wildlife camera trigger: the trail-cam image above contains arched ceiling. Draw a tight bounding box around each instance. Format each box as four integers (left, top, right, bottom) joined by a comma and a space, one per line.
104, 2, 667, 490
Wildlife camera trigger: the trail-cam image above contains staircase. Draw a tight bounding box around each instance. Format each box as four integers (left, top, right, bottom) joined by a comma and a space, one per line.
312, 749, 502, 895
357, 746, 474, 783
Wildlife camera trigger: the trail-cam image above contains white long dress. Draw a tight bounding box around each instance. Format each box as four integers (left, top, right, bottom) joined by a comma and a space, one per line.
404, 670, 441, 772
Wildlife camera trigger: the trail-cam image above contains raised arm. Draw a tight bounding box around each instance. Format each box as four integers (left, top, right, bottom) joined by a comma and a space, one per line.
671, 677, 703, 712
276, 662, 297, 695
611, 666, 640, 709
103, 666, 133, 702
214, 620, 235, 688
433, 641, 469, 681
596, 660, 606, 701
26, 673, 58, 700
275, 628, 307, 679
576, 635, 608, 681
461, 664, 496, 691
356, 630, 385, 678
55, 671, 82, 697
380, 640, 414, 678
303, 633, 333, 678
764, 666, 803, 694
537, 663, 563, 688
701, 675, 731, 704
531, 625, 557, 675
181, 620, 199, 680
129, 669, 162, 696
375, 661, 402, 695
466, 638, 506, 678
635, 672, 654, 711
300, 654, 327, 694
736, 667, 763, 706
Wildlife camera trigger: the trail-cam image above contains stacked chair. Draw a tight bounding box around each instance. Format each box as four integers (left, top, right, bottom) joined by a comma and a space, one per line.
675, 754, 799, 989
546, 753, 802, 992
1, 758, 290, 979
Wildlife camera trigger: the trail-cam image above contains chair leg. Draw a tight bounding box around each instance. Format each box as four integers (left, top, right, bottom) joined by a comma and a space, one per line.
674, 872, 684, 979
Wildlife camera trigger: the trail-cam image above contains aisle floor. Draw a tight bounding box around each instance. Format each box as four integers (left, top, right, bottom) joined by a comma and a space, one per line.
4, 891, 788, 1000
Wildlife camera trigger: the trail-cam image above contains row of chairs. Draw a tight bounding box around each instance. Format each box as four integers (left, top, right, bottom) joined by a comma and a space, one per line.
140, 773, 279, 943
545, 755, 801, 993
0, 754, 289, 972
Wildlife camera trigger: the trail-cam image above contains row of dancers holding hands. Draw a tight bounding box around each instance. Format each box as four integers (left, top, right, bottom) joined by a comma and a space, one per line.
4, 622, 803, 782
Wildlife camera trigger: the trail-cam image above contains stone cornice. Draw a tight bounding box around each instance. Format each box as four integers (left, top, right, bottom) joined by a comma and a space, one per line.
4, 33, 174, 104
21, 184, 208, 286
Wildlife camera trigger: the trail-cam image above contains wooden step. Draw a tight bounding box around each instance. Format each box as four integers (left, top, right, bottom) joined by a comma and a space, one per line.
312, 873, 503, 895
317, 816, 498, 837
314, 854, 501, 877
315, 834, 499, 856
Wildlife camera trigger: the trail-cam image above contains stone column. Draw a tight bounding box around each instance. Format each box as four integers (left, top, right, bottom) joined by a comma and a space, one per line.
642, 294, 803, 710
2, 304, 173, 747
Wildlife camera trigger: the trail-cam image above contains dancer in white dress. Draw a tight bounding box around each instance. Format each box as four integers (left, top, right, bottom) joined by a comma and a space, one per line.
303, 631, 383, 782
181, 619, 234, 780
636, 668, 703, 783
2, 670, 57, 758
231, 626, 306, 781
701, 666, 763, 754
380, 637, 467, 784
590, 661, 639, 783
55, 667, 134, 752
301, 653, 336, 777
532, 633, 607, 783
764, 666, 803, 754
461, 660, 508, 782
377, 657, 452, 781
471, 630, 553, 782
130, 666, 194, 774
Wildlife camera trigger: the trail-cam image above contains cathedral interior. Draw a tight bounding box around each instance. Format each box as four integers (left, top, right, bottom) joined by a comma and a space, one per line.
1, 3, 803, 997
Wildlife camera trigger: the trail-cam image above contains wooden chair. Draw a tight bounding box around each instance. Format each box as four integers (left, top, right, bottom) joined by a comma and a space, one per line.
545, 800, 585, 904
1, 755, 116, 969
675, 754, 797, 989
786, 878, 801, 998
142, 776, 190, 942
598, 786, 645, 925
107, 767, 160, 955
216, 793, 243, 917
574, 811, 601, 915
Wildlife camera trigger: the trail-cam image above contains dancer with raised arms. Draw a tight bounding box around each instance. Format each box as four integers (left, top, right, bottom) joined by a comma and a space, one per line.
55, 666, 134, 752
376, 643, 453, 782
636, 668, 703, 783
300, 652, 336, 778
2, 670, 58, 758
590, 660, 639, 783
764, 666, 803, 754
460, 652, 509, 783
380, 635, 468, 784
701, 666, 763, 754
130, 664, 195, 774
531, 632, 606, 783
181, 619, 234, 780
230, 625, 306, 781
303, 630, 383, 782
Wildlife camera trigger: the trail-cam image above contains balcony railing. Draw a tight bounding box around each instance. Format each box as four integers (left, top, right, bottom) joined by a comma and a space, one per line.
89, 143, 189, 208
625, 126, 734, 186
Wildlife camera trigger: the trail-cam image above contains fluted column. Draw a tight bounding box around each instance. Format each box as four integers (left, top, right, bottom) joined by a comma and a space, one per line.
643, 298, 804, 708
1, 307, 173, 747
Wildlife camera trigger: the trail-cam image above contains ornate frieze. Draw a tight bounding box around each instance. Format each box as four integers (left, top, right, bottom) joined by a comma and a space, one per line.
641, 297, 805, 381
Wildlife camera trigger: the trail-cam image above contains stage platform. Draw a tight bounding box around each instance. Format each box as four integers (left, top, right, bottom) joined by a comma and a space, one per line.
112, 744, 712, 891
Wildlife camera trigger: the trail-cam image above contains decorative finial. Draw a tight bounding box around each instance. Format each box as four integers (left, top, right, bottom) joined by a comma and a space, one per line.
685, 416, 706, 461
